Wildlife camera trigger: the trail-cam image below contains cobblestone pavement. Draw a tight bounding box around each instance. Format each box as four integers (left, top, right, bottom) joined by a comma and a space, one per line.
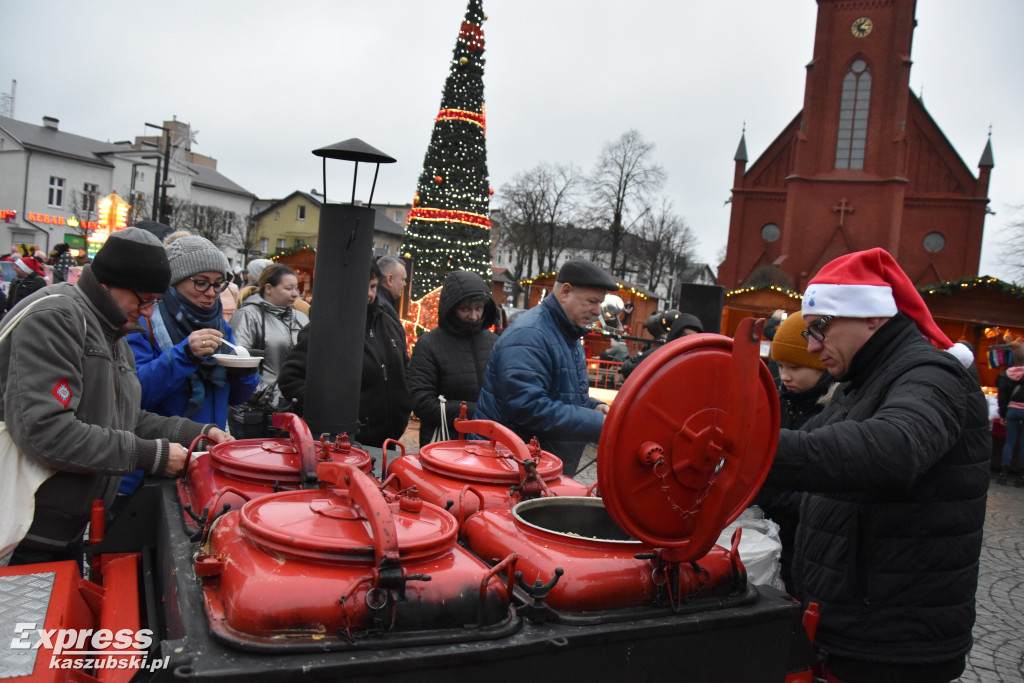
574, 447, 1024, 682
958, 477, 1024, 683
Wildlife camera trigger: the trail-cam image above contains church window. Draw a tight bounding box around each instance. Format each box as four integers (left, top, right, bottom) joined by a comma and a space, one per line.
835, 59, 871, 170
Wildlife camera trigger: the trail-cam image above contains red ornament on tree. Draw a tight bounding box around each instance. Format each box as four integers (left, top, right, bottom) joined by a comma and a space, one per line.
435, 175, 443, 184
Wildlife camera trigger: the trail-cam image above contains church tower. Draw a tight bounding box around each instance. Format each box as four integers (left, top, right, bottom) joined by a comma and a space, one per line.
717, 0, 992, 291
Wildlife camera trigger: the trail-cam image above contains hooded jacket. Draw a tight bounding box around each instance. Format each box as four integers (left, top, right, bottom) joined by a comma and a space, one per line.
0, 266, 210, 552
765, 314, 990, 672
407, 271, 498, 447
475, 293, 605, 474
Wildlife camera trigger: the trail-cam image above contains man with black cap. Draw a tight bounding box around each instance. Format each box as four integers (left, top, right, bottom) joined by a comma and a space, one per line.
475, 258, 619, 475
0, 227, 232, 566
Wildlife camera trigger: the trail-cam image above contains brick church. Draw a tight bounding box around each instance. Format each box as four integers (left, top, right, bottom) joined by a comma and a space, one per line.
717, 0, 993, 292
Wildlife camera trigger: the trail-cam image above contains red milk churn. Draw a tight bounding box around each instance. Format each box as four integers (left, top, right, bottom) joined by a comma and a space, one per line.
383, 418, 590, 522
195, 459, 516, 650
463, 317, 780, 618
180, 412, 373, 529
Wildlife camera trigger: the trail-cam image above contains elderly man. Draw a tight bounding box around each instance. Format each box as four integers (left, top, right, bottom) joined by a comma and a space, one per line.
375, 255, 408, 324
475, 258, 619, 475
765, 248, 988, 682
0, 227, 232, 566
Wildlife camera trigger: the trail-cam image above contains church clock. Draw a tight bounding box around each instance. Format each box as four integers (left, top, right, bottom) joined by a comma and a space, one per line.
851, 16, 873, 38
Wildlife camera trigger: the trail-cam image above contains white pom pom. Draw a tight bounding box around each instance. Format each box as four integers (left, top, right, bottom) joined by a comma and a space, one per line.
947, 342, 975, 369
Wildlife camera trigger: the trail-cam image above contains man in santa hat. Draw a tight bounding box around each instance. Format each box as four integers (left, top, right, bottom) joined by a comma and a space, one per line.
763, 248, 989, 682
3, 256, 48, 315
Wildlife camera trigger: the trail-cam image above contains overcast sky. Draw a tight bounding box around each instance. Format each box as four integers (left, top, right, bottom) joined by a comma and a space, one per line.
2, 1, 1021, 282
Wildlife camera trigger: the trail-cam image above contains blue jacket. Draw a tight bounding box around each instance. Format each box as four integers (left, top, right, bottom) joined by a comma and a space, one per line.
475, 294, 604, 470
126, 320, 258, 429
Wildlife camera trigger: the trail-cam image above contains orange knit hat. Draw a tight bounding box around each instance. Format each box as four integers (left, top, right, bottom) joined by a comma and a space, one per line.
770, 314, 826, 370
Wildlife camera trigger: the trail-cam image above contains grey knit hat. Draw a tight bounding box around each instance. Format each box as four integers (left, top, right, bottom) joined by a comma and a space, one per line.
246, 258, 274, 284
91, 227, 171, 293
166, 236, 230, 285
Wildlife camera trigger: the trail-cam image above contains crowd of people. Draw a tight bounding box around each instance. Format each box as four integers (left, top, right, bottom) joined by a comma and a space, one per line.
0, 226, 1003, 681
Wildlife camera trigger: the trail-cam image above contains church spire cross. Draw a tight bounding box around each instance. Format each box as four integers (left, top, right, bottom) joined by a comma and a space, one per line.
832, 198, 855, 227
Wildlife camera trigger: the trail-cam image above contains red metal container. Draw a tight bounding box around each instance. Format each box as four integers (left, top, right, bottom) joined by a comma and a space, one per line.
179, 413, 373, 528
463, 318, 780, 617
383, 419, 591, 522
196, 460, 515, 649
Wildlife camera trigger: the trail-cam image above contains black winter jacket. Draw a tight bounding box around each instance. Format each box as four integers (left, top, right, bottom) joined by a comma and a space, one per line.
765, 314, 990, 669
278, 299, 410, 447
4, 272, 47, 314
407, 271, 498, 447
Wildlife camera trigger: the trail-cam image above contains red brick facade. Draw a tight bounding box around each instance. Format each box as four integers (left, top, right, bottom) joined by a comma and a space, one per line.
718, 0, 992, 292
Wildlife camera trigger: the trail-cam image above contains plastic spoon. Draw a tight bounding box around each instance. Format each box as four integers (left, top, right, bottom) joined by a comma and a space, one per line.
219, 339, 251, 357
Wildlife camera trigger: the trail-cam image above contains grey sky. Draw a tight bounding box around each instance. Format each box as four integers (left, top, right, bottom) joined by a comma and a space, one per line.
2, 0, 1020, 281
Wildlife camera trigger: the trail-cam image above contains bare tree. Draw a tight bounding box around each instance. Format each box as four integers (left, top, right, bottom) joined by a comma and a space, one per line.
168, 200, 243, 247
996, 205, 1024, 283
635, 199, 698, 293
498, 162, 582, 277
587, 130, 666, 278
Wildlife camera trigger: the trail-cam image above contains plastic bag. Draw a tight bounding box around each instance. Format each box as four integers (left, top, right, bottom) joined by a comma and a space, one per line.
715, 506, 785, 591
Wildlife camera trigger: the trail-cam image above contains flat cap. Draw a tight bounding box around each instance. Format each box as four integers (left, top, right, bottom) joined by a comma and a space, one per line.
555, 259, 619, 291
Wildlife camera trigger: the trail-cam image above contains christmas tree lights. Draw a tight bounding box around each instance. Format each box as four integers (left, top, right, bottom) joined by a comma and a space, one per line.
402, 0, 492, 299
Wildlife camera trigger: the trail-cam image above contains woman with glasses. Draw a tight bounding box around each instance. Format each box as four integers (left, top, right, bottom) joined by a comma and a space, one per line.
228, 264, 309, 437
126, 237, 258, 469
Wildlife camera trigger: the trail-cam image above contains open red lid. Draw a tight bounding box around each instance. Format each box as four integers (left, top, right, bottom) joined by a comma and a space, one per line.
418, 437, 563, 484
597, 318, 779, 562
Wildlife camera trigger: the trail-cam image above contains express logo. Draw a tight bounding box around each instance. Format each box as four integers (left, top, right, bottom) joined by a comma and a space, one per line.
51, 378, 71, 408
10, 624, 153, 655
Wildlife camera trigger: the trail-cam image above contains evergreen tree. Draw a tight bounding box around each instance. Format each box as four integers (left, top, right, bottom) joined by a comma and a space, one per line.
402, 0, 491, 299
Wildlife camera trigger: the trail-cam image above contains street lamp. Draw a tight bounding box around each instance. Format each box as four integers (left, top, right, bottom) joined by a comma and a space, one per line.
145, 122, 173, 223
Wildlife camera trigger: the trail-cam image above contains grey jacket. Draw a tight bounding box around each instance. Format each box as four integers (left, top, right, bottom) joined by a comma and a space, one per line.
229, 294, 309, 410
0, 267, 210, 551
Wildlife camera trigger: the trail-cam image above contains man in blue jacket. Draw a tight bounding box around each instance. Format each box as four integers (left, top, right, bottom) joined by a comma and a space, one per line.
475, 259, 619, 475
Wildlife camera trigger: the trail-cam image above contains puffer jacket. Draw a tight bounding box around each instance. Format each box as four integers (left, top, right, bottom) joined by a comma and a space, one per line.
996, 364, 1024, 418
229, 294, 308, 410
765, 313, 990, 668
408, 271, 498, 447
475, 294, 605, 473
0, 267, 209, 551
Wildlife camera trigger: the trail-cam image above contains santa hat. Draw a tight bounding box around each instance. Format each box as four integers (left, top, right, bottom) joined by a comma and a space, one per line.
802, 248, 974, 368
15, 256, 45, 277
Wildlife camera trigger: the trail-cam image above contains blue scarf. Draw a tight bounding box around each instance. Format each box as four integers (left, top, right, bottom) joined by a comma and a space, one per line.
153, 287, 227, 417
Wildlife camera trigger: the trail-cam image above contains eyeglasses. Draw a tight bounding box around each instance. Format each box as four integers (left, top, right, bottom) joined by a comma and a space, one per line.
190, 277, 230, 293
801, 315, 835, 343
132, 292, 163, 309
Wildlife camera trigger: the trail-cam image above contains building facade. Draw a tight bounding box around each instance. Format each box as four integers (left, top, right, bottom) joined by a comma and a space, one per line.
718, 0, 993, 291
0, 115, 256, 268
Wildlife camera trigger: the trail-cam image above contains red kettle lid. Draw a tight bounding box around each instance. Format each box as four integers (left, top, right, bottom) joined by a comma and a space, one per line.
417, 438, 563, 484
209, 439, 372, 483
597, 318, 779, 562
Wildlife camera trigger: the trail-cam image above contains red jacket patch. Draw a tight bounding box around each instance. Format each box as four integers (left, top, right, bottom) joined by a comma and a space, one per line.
52, 378, 72, 408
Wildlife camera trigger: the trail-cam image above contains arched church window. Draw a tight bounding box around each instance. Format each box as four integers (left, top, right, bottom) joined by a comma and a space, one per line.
835, 59, 871, 170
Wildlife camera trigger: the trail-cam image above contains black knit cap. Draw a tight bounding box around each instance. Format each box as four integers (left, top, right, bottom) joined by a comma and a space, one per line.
91, 227, 172, 293
555, 259, 619, 291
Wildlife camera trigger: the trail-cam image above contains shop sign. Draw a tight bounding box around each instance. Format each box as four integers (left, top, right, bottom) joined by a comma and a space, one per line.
25, 212, 98, 230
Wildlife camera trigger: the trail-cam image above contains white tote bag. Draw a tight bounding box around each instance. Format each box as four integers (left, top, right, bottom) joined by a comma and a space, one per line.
0, 422, 55, 565
0, 295, 65, 565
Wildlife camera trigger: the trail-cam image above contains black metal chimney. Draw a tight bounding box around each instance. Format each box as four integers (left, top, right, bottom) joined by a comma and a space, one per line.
303, 139, 396, 438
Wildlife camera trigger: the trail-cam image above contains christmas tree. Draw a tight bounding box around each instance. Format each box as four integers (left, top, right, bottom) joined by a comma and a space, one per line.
402, 0, 492, 299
